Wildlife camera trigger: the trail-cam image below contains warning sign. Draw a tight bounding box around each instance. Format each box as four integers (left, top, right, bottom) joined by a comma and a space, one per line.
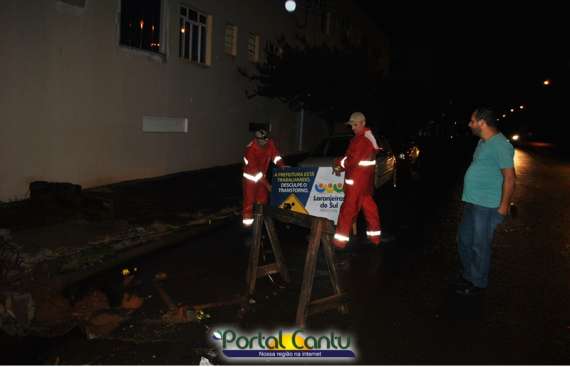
270, 167, 345, 224
278, 193, 309, 214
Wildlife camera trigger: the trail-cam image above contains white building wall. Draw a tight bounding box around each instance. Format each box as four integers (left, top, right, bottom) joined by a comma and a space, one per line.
0, 0, 386, 201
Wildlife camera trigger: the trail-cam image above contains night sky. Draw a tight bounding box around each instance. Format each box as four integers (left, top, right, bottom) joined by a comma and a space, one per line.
356, 1, 569, 138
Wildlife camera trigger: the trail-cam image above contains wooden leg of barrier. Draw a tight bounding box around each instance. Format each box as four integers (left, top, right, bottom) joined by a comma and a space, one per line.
264, 216, 290, 283
295, 219, 324, 327
321, 230, 348, 314
247, 210, 264, 297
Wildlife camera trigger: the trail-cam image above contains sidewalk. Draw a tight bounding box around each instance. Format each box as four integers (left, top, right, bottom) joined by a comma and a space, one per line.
0, 154, 303, 291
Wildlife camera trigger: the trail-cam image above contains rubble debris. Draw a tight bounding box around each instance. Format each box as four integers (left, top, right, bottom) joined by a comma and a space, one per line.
121, 293, 144, 310
85, 311, 127, 339
30, 291, 76, 337
1, 205, 240, 336
151, 221, 178, 233
161, 305, 195, 324
2, 292, 36, 329
0, 229, 24, 282
71, 290, 109, 321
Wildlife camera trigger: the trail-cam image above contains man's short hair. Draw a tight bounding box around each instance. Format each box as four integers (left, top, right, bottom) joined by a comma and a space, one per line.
473, 107, 497, 128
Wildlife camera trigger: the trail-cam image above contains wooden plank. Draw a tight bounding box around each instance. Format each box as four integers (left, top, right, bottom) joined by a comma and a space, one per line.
307, 293, 347, 316
321, 232, 343, 294
263, 206, 335, 235
256, 263, 280, 278
295, 219, 323, 327
191, 296, 245, 310
246, 207, 264, 296
321, 230, 349, 315
264, 216, 290, 283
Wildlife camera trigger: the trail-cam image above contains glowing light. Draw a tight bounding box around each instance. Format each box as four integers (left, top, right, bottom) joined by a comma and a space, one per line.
511, 134, 520, 141
510, 108, 514, 113
181, 27, 185, 33
285, 0, 296, 12
139, 19, 144, 30
502, 114, 507, 118
543, 79, 550, 86
519, 105, 524, 110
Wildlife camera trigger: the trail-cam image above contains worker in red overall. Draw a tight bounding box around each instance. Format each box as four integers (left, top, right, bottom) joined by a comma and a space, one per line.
242, 129, 285, 226
332, 112, 382, 248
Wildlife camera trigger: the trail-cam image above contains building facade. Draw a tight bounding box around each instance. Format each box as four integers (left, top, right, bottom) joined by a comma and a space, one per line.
0, 0, 388, 201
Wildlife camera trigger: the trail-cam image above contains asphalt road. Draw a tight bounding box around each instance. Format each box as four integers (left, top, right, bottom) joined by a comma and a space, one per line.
3, 141, 570, 364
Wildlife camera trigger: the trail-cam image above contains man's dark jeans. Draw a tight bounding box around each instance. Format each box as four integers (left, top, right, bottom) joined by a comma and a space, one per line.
458, 202, 504, 288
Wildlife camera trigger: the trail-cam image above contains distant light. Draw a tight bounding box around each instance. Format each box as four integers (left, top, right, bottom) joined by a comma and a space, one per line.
181, 27, 185, 33
543, 79, 551, 86
519, 105, 524, 110
139, 19, 144, 30
510, 108, 514, 113
511, 134, 520, 141
502, 114, 507, 118
285, 0, 296, 12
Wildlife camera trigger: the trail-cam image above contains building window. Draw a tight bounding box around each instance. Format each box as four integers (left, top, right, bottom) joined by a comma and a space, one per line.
224, 24, 238, 56
247, 33, 260, 63
179, 5, 209, 65
120, 0, 162, 53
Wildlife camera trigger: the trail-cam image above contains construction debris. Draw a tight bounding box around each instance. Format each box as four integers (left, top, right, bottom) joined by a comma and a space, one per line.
161, 305, 195, 324
85, 311, 127, 339
71, 290, 109, 321
121, 293, 144, 310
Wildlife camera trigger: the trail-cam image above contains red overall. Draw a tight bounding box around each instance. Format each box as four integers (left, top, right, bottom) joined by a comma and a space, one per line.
333, 128, 382, 248
242, 139, 284, 226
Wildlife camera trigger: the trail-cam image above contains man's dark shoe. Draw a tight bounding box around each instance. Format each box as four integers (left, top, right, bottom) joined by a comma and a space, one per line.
455, 284, 484, 296
451, 274, 472, 288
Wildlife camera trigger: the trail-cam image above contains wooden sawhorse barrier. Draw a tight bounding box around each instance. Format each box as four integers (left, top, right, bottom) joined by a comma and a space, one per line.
245, 204, 347, 327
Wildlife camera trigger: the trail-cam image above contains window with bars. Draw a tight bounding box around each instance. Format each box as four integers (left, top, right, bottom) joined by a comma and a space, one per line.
247, 33, 260, 63
179, 5, 209, 65
224, 24, 238, 56
120, 0, 162, 53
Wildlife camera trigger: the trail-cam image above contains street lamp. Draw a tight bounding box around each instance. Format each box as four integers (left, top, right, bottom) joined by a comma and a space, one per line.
285, 0, 296, 12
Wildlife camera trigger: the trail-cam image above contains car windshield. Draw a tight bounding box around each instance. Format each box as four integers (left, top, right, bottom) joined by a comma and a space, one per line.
312, 136, 351, 157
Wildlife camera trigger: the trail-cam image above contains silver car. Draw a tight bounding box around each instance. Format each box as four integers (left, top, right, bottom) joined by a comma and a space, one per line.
298, 133, 397, 189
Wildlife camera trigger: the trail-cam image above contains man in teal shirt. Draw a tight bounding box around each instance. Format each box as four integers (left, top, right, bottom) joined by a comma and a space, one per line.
456, 107, 516, 295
